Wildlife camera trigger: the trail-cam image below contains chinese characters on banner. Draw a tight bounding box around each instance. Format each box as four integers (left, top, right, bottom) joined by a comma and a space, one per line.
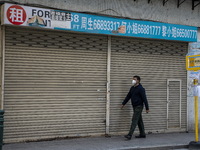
2, 3, 198, 42
51, 10, 71, 29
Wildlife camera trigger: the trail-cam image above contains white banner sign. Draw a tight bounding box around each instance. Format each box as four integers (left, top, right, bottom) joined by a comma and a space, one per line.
3, 3, 71, 29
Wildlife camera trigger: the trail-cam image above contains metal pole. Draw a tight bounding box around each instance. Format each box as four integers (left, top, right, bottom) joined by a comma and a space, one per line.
106, 36, 111, 135
195, 95, 198, 142
186, 70, 189, 132
194, 78, 198, 142
0, 26, 5, 110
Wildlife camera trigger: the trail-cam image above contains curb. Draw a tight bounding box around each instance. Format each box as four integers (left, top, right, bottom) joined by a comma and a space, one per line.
117, 144, 188, 150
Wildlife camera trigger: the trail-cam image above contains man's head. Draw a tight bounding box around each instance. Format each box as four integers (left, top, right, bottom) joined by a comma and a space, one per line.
133, 75, 141, 85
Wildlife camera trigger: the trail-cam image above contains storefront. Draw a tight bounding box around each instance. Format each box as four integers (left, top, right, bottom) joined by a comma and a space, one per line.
110, 36, 188, 134
3, 26, 108, 143
0, 3, 197, 143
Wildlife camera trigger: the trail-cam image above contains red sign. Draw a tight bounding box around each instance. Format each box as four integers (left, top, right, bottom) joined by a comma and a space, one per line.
6, 5, 27, 25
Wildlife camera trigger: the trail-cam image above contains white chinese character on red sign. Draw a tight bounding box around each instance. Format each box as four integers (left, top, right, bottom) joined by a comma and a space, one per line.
7, 5, 27, 25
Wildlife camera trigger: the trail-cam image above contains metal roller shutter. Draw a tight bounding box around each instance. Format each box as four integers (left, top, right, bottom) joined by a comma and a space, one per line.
110, 36, 188, 135
4, 26, 107, 143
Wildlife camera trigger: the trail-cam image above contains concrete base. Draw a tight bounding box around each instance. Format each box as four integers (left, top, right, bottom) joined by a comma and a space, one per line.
189, 141, 200, 150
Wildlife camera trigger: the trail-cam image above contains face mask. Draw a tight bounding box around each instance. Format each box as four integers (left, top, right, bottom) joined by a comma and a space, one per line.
132, 80, 136, 85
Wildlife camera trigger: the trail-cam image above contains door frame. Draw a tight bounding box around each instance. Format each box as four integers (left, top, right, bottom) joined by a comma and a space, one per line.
167, 79, 182, 129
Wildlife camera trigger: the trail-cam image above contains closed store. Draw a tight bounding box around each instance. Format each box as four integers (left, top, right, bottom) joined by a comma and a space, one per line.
110, 36, 188, 134
4, 26, 107, 143
1, 2, 197, 144
2, 26, 189, 143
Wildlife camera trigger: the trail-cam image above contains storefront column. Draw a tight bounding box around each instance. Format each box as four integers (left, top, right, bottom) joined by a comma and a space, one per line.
187, 28, 200, 132
0, 26, 5, 110
106, 36, 111, 135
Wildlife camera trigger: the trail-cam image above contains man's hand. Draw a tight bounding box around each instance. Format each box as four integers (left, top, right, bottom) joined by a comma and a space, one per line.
146, 110, 150, 113
121, 105, 125, 110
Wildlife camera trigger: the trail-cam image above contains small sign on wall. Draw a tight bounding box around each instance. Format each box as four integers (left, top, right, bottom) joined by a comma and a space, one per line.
186, 55, 200, 71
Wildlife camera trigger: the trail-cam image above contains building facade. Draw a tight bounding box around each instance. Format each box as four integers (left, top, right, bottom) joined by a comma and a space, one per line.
0, 0, 199, 143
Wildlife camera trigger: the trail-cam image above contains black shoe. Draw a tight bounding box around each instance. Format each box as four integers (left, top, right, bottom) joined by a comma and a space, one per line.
135, 135, 146, 138
124, 135, 132, 140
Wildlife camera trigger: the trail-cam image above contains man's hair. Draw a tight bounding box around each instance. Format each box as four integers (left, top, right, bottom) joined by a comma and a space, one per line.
133, 75, 141, 82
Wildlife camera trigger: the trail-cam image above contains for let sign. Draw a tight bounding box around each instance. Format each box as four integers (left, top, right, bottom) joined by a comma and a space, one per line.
186, 55, 200, 71
2, 3, 52, 28
6, 5, 27, 25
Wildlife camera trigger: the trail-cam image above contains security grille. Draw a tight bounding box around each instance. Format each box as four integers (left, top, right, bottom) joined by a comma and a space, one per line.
110, 36, 188, 134
4, 26, 107, 143
3, 26, 188, 143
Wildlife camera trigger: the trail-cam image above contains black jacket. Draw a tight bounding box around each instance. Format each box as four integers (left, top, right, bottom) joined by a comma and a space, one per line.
122, 84, 149, 110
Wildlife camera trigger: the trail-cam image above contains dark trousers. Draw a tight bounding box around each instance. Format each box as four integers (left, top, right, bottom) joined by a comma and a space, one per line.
128, 105, 145, 136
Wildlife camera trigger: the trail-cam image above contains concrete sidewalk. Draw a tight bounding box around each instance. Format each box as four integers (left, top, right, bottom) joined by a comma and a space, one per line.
3, 132, 194, 150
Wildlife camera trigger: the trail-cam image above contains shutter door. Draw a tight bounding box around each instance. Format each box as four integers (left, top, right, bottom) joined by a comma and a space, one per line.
4, 26, 107, 143
110, 36, 187, 134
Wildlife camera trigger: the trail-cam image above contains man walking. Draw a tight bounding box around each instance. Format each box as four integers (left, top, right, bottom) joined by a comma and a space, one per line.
121, 75, 149, 140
